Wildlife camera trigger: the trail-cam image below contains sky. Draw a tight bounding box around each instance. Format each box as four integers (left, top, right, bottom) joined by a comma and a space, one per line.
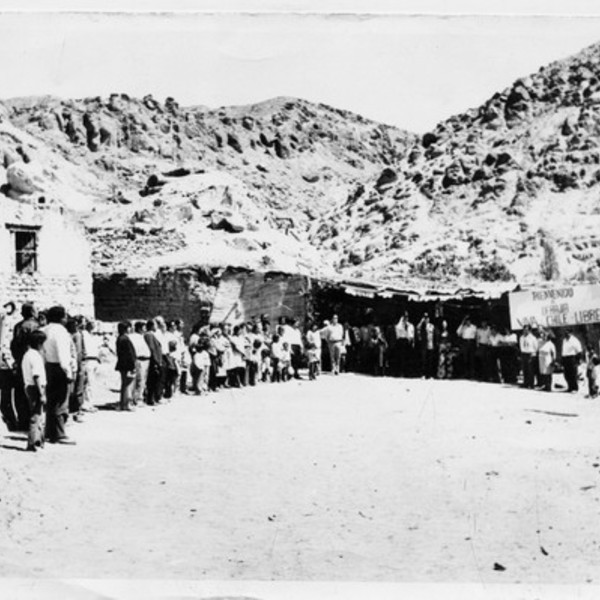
2, 2, 600, 133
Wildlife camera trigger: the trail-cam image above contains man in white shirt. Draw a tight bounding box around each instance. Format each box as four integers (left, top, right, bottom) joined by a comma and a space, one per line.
326, 314, 345, 375
394, 312, 414, 377
519, 324, 539, 389
81, 320, 100, 413
306, 322, 323, 375
129, 321, 151, 406
457, 316, 477, 379
288, 319, 304, 379
42, 305, 75, 445
475, 320, 491, 381
561, 329, 583, 392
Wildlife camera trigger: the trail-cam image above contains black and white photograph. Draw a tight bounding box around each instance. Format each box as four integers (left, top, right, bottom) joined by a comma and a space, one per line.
2, 1, 600, 598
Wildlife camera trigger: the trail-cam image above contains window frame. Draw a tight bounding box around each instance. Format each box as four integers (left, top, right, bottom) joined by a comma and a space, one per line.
5, 224, 41, 274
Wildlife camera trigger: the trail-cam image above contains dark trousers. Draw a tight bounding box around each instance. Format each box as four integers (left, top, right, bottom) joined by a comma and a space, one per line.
163, 368, 178, 399
13, 369, 30, 431
461, 340, 476, 379
119, 370, 135, 409
45, 363, 69, 442
146, 359, 162, 404
291, 344, 302, 377
475, 346, 490, 381
540, 373, 553, 392
272, 358, 280, 382
420, 348, 436, 378
248, 361, 258, 386
521, 353, 535, 388
397, 339, 410, 377
563, 356, 579, 392
25, 384, 45, 448
69, 363, 85, 414
0, 368, 18, 432
179, 369, 188, 393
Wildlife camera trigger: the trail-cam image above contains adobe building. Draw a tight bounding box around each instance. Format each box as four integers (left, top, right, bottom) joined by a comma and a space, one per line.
0, 195, 94, 319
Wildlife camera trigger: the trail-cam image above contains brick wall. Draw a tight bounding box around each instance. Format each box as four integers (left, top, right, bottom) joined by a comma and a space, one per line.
93, 267, 218, 331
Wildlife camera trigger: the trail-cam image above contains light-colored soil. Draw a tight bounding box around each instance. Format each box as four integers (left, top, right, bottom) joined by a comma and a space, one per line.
1, 366, 600, 585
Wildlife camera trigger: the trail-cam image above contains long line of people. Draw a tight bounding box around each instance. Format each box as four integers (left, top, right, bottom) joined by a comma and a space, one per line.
113, 314, 342, 412
1, 301, 596, 453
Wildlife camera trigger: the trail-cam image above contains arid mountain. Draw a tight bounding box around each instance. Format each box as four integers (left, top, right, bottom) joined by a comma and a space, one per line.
0, 94, 414, 277
312, 41, 600, 289
3, 40, 600, 289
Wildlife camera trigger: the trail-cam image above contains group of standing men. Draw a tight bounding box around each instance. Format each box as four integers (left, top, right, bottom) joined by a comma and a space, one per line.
0, 302, 100, 450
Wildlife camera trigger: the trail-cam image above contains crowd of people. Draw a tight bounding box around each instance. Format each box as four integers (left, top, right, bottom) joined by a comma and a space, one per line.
0, 300, 595, 453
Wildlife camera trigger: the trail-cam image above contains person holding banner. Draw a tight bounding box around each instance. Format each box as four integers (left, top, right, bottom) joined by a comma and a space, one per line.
561, 329, 583, 393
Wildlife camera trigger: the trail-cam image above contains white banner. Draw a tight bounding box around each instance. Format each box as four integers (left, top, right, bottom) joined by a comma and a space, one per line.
508, 283, 600, 330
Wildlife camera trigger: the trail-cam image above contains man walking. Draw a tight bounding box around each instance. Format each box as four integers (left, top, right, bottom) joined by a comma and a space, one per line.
10, 302, 40, 430
42, 305, 75, 445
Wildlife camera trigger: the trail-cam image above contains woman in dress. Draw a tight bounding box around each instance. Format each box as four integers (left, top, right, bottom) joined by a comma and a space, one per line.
537, 330, 556, 392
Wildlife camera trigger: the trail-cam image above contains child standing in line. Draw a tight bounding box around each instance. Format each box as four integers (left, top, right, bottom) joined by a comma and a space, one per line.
260, 346, 272, 382
193, 342, 211, 395
163, 339, 179, 399
21, 330, 48, 452
306, 342, 319, 380
270, 334, 283, 382
280, 342, 292, 382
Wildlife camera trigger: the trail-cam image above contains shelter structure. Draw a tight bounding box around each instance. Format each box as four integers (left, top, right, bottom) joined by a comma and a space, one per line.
310, 277, 515, 333
210, 268, 311, 325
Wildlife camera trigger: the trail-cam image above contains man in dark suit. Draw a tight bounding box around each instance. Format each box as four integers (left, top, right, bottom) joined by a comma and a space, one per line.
115, 321, 136, 411
143, 319, 163, 405
10, 302, 40, 430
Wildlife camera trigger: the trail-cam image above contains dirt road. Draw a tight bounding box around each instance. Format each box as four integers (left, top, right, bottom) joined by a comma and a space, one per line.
1, 368, 600, 585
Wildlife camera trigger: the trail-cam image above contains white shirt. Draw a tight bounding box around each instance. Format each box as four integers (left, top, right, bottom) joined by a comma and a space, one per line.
22, 348, 47, 387
457, 323, 477, 340
395, 319, 415, 340
42, 323, 73, 378
562, 335, 583, 357
155, 329, 170, 354
306, 330, 322, 349
327, 323, 345, 343
270, 341, 281, 360
287, 327, 303, 347
82, 330, 100, 359
129, 332, 150, 359
520, 333, 539, 355
193, 350, 211, 369
476, 327, 491, 346
489, 333, 502, 347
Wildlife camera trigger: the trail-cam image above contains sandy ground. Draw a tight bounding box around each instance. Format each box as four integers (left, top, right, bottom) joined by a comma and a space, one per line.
1, 365, 600, 587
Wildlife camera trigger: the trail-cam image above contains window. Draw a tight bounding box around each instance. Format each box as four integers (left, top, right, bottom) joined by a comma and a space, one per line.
5, 225, 40, 274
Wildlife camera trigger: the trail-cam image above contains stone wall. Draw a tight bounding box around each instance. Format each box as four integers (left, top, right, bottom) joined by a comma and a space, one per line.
0, 197, 94, 317
93, 267, 218, 331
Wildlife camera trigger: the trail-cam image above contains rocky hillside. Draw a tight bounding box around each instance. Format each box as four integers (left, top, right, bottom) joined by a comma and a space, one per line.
312, 40, 600, 289
0, 94, 414, 277
4, 40, 600, 290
